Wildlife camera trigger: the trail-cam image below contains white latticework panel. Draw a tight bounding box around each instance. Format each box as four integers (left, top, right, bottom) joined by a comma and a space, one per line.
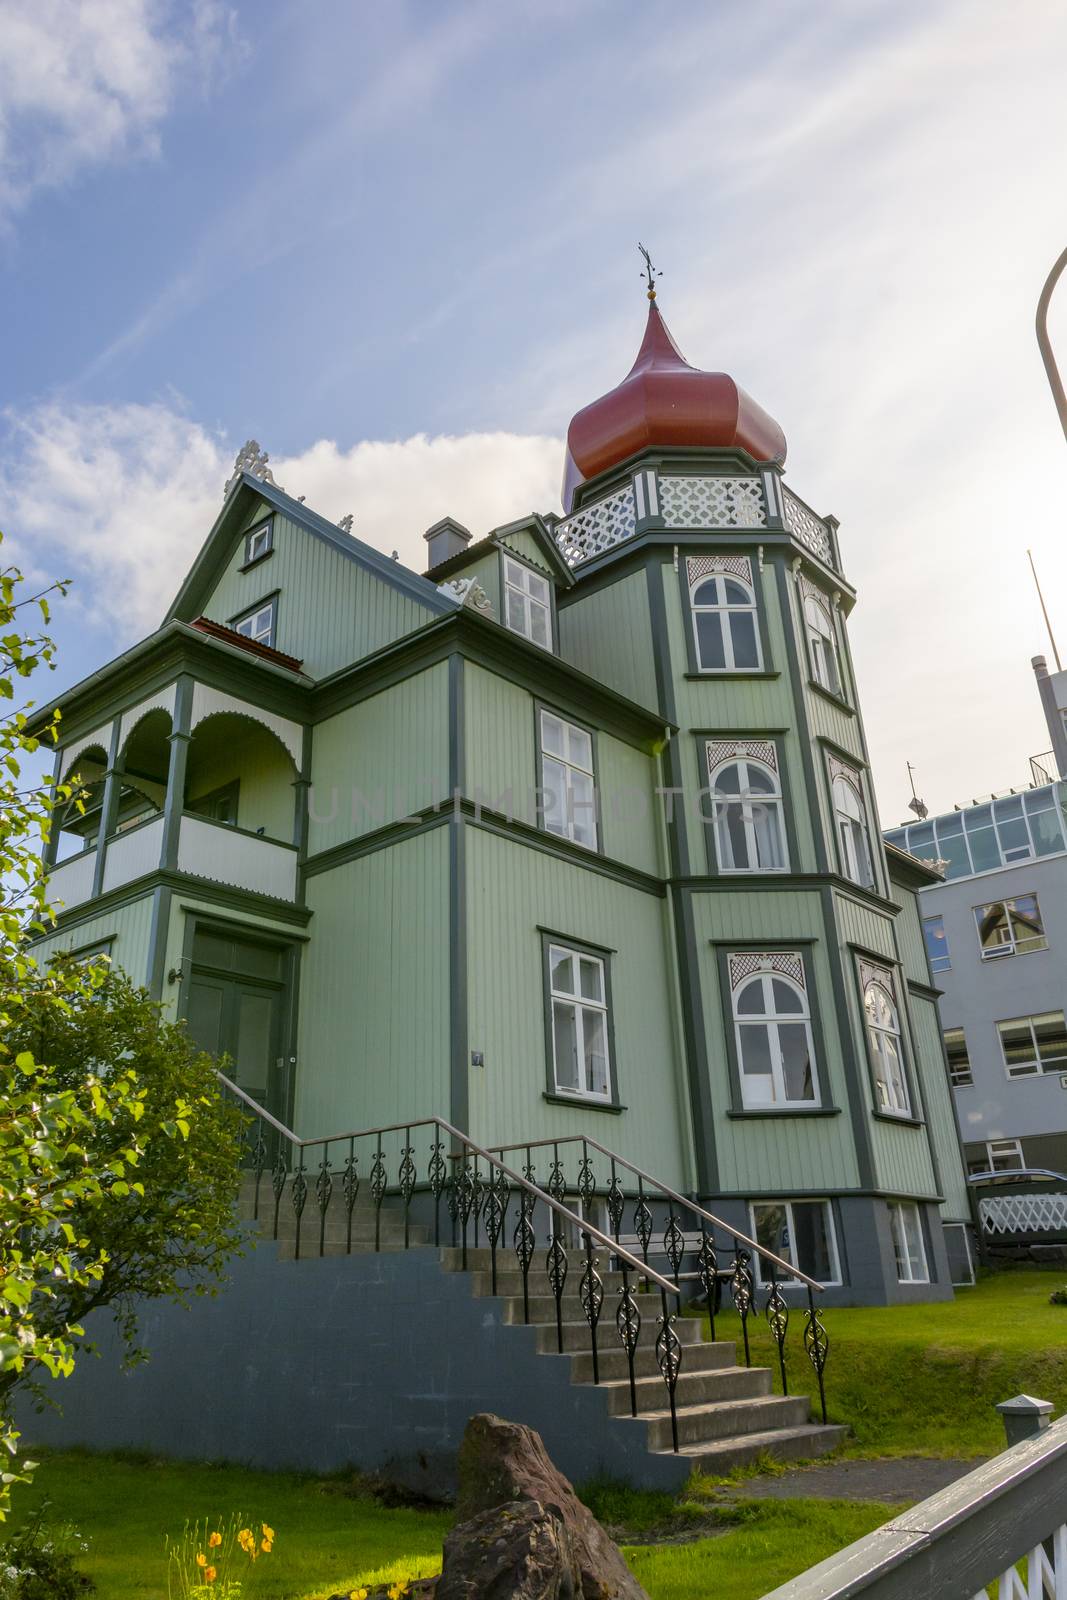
971, 1523, 1067, 1598
728, 951, 805, 991
554, 484, 637, 566
858, 957, 893, 997
979, 1194, 1067, 1235
705, 739, 778, 777
783, 488, 834, 565
660, 475, 766, 529
686, 555, 752, 586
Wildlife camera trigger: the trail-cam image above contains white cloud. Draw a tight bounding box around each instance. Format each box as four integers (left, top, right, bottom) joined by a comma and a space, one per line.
0, 0, 238, 219
0, 400, 562, 632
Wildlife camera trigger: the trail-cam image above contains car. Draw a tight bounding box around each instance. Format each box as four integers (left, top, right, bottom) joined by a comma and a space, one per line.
967, 1167, 1067, 1186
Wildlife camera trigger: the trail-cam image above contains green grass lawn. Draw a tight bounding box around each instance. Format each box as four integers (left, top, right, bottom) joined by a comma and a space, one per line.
700, 1265, 1067, 1457
8, 1452, 897, 1600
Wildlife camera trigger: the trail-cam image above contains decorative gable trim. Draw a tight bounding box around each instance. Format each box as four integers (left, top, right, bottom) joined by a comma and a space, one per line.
705, 738, 778, 778
728, 950, 806, 990
686, 555, 753, 588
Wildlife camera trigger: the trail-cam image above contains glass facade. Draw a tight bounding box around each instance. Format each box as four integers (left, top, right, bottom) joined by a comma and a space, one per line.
885, 783, 1067, 881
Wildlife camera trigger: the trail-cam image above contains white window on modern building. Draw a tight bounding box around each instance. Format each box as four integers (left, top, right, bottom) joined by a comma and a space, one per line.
861, 965, 911, 1115
973, 894, 1047, 961
922, 914, 950, 974
888, 1201, 929, 1283
708, 747, 788, 873
729, 954, 819, 1109
540, 711, 597, 850
832, 766, 875, 888
750, 1200, 841, 1287
690, 570, 762, 671
244, 519, 273, 565
996, 1011, 1067, 1078
231, 597, 276, 647
504, 556, 552, 650
943, 1027, 972, 1088
547, 943, 612, 1102
984, 1137, 1025, 1172
804, 595, 842, 696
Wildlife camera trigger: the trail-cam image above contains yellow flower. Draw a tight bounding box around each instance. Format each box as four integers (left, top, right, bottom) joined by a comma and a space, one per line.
196, 1554, 207, 1569
349, 1590, 369, 1599
262, 1522, 275, 1541
261, 1538, 273, 1554
208, 1531, 222, 1548
204, 1567, 217, 1584
238, 1528, 257, 1559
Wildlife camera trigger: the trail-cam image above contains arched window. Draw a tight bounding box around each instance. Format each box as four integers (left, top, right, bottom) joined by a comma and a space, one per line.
833, 774, 874, 887
863, 979, 910, 1114
691, 573, 762, 672
804, 595, 841, 695
710, 757, 787, 872
732, 969, 819, 1108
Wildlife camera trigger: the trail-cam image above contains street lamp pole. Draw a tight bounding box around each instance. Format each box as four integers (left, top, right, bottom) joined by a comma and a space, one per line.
1036, 245, 1067, 445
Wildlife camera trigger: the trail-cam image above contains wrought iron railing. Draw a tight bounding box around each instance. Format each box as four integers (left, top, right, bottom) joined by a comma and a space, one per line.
216, 1075, 690, 1450
485, 1130, 830, 1423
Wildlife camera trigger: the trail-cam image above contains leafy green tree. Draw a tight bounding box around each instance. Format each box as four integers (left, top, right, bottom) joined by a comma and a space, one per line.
0, 537, 242, 1515
3, 965, 246, 1402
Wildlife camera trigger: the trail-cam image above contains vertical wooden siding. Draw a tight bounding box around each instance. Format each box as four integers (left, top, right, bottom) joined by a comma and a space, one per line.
691, 889, 860, 1194
308, 665, 450, 855
296, 826, 450, 1133
557, 571, 658, 711
464, 827, 689, 1189
204, 512, 435, 679
30, 894, 155, 986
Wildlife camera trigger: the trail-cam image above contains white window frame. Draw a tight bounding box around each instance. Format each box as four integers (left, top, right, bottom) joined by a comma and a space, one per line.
973, 894, 1046, 961
833, 772, 875, 888
732, 966, 820, 1109
749, 1200, 842, 1288
922, 914, 951, 974
709, 755, 788, 874
244, 519, 273, 565
863, 972, 912, 1116
888, 1201, 929, 1283
996, 1011, 1067, 1079
943, 1027, 972, 1088
985, 1137, 1025, 1172
547, 942, 613, 1103
232, 597, 276, 647
539, 710, 597, 851
503, 555, 553, 651
691, 572, 763, 672
804, 595, 842, 696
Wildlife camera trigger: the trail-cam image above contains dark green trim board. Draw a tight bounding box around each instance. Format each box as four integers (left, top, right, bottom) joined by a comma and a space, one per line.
146, 884, 173, 999
542, 1093, 626, 1115
448, 652, 465, 797
161, 676, 193, 873
449, 816, 468, 1133
818, 885, 875, 1189
671, 885, 718, 1193
772, 557, 829, 874
538, 928, 623, 1112
92, 718, 124, 899
711, 942, 838, 1117
30, 870, 313, 944
644, 557, 691, 878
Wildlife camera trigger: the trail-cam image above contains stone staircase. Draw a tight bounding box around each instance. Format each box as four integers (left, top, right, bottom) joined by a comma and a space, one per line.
238, 1175, 846, 1475
446, 1246, 846, 1471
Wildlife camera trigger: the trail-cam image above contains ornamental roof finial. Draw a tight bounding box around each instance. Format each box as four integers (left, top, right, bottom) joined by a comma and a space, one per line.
637, 241, 661, 302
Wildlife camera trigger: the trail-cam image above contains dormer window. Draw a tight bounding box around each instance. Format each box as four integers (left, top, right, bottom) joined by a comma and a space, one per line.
244, 519, 273, 567
504, 555, 552, 649
232, 597, 277, 648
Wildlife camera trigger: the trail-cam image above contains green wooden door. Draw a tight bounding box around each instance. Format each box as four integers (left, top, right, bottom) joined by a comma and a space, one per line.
184, 928, 289, 1118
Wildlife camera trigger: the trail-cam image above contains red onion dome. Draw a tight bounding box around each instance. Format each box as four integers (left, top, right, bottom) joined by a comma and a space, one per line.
563, 302, 786, 511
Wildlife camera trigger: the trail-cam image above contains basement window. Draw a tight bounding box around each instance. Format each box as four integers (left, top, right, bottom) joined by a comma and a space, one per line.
888, 1201, 929, 1283
749, 1200, 841, 1287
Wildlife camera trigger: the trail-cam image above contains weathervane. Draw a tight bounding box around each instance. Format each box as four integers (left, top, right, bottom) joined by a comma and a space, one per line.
638, 242, 661, 301
906, 762, 928, 821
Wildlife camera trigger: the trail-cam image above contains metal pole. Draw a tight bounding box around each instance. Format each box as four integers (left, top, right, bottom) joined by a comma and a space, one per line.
1037, 245, 1067, 447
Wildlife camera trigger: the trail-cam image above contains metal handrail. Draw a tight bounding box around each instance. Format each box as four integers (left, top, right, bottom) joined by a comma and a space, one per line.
488, 1128, 824, 1292
216, 1073, 681, 1296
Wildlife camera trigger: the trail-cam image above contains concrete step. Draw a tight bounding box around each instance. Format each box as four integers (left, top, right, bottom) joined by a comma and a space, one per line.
472, 1268, 630, 1299
641, 1393, 812, 1453
673, 1422, 849, 1471
602, 1364, 771, 1417
502, 1292, 684, 1326
273, 1226, 431, 1260
533, 1316, 704, 1355
441, 1246, 654, 1274
568, 1339, 737, 1385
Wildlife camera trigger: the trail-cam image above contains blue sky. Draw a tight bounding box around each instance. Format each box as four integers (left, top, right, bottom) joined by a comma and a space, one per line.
3, 0, 1067, 824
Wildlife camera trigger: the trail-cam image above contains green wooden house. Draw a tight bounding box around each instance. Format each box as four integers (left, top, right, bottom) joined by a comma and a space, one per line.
30, 301, 971, 1308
